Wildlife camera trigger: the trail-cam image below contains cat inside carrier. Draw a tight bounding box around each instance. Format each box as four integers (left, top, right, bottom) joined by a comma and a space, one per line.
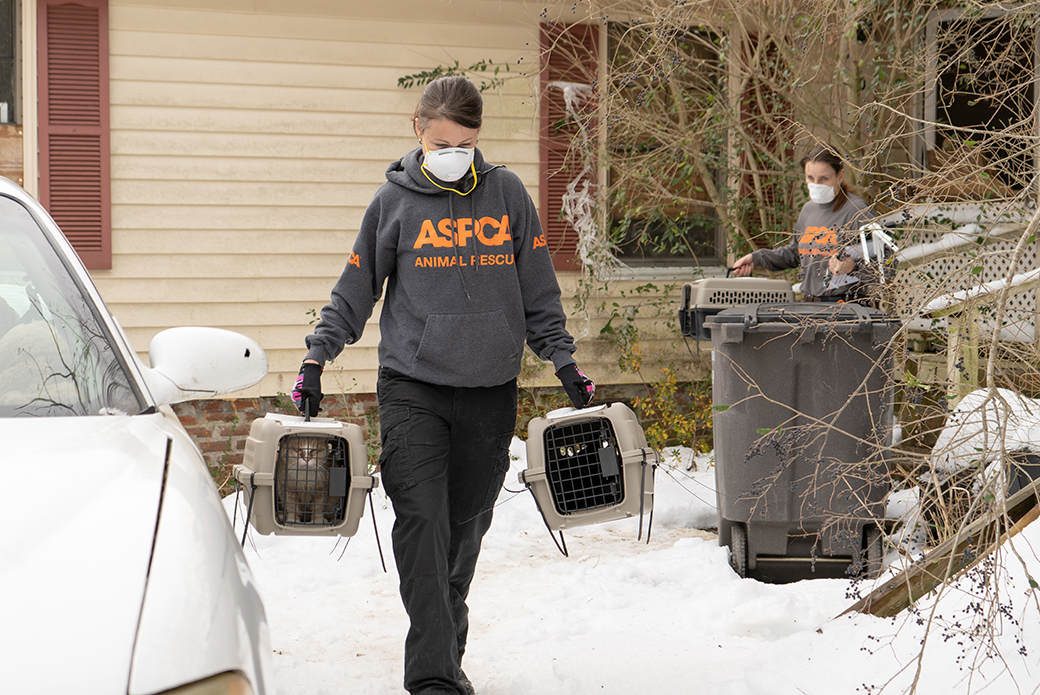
519, 402, 658, 554
233, 413, 377, 538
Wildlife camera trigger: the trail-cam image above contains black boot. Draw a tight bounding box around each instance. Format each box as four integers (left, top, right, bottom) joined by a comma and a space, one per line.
458, 670, 475, 695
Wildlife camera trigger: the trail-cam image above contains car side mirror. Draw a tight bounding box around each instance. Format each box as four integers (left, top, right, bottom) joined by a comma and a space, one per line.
140, 327, 268, 406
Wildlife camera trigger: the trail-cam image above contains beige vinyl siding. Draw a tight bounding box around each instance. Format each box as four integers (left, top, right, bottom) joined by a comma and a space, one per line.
97, 0, 543, 397
555, 275, 710, 388
88, 0, 703, 401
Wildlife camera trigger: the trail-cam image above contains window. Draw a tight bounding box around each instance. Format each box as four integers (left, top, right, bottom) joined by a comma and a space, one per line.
0, 0, 18, 125
606, 23, 724, 267
539, 21, 726, 273
0, 194, 142, 416
924, 9, 1037, 194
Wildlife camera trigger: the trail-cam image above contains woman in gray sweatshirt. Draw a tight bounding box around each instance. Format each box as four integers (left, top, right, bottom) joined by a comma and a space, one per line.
293, 76, 595, 695
732, 144, 875, 301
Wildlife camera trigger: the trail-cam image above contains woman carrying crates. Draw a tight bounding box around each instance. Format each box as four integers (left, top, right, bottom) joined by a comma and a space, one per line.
293, 76, 596, 695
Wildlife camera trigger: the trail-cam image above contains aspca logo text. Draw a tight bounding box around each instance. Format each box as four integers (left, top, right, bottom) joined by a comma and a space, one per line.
415, 253, 514, 269
413, 215, 511, 249
532, 234, 547, 250
348, 252, 361, 267
798, 226, 837, 255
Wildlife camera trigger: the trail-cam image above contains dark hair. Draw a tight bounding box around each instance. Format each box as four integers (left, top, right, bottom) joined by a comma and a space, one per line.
414, 76, 483, 132
800, 143, 849, 212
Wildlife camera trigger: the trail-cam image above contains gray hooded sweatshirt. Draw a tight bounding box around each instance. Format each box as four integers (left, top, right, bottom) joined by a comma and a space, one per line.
305, 147, 577, 388
751, 193, 873, 299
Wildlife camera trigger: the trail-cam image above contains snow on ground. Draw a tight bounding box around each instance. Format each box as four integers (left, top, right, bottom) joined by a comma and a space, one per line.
228, 444, 1040, 695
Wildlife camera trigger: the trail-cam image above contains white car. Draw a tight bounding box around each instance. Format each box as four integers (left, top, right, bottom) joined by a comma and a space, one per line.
0, 176, 274, 695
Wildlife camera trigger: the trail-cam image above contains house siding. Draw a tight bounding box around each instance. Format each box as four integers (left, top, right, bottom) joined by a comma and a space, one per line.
74, 0, 707, 403
95, 0, 543, 397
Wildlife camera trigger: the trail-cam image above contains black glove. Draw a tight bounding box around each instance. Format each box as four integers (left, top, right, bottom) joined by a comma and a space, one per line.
556, 363, 595, 408
291, 362, 324, 418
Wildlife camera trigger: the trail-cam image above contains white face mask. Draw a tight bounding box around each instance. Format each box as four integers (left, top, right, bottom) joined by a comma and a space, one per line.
422, 147, 475, 182
807, 182, 836, 205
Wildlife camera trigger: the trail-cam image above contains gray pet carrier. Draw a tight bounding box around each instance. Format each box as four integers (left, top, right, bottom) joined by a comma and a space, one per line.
519, 403, 657, 550
678, 277, 794, 341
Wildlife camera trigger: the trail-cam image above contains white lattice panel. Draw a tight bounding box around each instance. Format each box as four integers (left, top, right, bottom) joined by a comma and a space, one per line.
901, 227, 1037, 342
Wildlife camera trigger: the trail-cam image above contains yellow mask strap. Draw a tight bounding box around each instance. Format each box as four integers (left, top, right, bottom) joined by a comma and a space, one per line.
422, 162, 478, 196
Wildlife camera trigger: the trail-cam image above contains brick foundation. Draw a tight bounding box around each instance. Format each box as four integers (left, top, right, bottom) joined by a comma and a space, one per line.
172, 392, 379, 492
171, 380, 706, 494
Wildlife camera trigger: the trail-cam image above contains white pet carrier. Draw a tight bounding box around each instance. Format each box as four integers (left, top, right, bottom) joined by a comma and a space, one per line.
519, 403, 657, 547
678, 277, 794, 341
233, 413, 377, 537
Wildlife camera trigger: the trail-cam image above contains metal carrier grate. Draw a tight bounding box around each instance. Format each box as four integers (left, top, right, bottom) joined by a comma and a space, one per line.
543, 418, 623, 515
274, 433, 350, 527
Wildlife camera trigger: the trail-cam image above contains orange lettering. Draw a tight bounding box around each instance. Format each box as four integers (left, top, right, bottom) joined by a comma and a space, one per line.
532, 233, 547, 250
414, 219, 452, 249
798, 226, 838, 255
476, 217, 499, 245
476, 215, 511, 246
456, 217, 473, 247
348, 252, 361, 267
438, 218, 455, 242
417, 216, 513, 250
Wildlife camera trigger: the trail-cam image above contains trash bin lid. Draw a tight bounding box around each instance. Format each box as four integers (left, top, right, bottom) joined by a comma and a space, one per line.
705, 302, 894, 331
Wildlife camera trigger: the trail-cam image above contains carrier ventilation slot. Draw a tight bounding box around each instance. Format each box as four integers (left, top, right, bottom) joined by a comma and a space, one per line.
706, 288, 792, 305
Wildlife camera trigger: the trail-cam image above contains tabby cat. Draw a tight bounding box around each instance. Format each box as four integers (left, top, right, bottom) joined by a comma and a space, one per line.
276, 436, 331, 524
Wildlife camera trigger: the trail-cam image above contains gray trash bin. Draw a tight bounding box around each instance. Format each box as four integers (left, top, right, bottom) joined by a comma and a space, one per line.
705, 302, 896, 581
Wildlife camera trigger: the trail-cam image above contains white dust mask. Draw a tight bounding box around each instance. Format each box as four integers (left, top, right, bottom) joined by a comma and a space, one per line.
807, 182, 836, 205
422, 146, 475, 182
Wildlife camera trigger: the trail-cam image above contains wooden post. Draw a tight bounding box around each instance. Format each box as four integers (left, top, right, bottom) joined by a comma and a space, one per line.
840, 480, 1040, 618
0, 125, 23, 187
945, 304, 980, 405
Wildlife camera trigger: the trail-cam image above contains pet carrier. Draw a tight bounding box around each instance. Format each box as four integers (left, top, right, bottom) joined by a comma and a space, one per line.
233, 412, 377, 537
519, 403, 657, 544
678, 277, 794, 341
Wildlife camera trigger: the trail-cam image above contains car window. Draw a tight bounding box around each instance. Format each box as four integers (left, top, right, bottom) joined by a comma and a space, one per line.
0, 196, 145, 417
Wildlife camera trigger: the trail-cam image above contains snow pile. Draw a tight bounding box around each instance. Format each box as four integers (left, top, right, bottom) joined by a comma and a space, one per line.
228, 443, 1040, 695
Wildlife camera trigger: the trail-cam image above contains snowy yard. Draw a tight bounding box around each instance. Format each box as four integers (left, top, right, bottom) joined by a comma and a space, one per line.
228, 443, 1040, 695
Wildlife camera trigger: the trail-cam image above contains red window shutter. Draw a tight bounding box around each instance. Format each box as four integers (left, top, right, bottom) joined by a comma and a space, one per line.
540, 22, 598, 272
38, 0, 110, 270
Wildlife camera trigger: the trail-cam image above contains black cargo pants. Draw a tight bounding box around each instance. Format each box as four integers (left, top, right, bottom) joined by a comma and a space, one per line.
376, 367, 517, 695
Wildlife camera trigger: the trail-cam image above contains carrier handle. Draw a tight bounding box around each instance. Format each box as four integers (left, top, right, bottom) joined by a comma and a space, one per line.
240, 471, 257, 548
368, 490, 388, 573
521, 478, 569, 558
637, 448, 659, 544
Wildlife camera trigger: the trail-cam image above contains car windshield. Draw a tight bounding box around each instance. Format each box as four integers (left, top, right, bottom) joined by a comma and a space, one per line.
0, 196, 144, 417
